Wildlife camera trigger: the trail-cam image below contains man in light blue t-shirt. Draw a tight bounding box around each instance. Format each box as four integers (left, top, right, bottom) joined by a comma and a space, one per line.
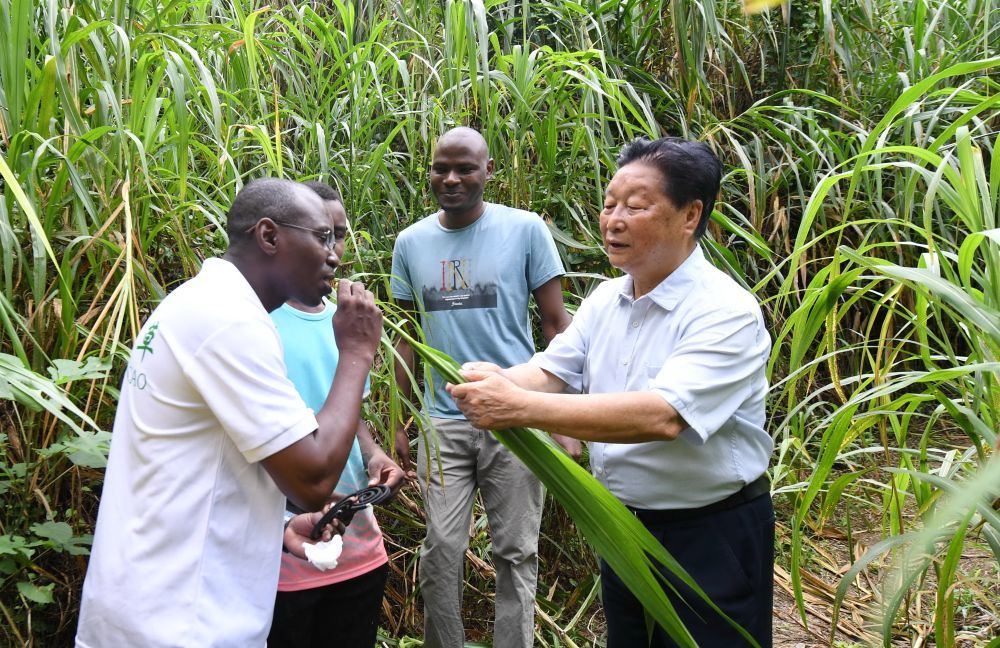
390, 127, 576, 648
268, 182, 404, 647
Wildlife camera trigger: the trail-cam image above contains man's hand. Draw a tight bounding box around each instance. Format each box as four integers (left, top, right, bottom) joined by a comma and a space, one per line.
451, 369, 583, 456
392, 420, 418, 483
447, 369, 526, 430
332, 280, 383, 362
283, 511, 345, 560
367, 450, 407, 496
460, 361, 504, 376
552, 434, 583, 459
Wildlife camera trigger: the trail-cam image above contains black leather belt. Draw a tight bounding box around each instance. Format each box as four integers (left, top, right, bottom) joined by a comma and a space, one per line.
628, 474, 770, 524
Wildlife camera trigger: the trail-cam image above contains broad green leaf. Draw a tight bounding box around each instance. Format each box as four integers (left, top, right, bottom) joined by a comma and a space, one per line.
0, 535, 35, 560
47, 357, 112, 384
39, 430, 112, 469
0, 375, 14, 400
31, 522, 93, 556
384, 319, 758, 647
17, 581, 54, 605
0, 353, 103, 434
30, 522, 73, 546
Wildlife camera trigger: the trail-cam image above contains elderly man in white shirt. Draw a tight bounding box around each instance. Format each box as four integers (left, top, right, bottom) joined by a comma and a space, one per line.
448, 137, 774, 648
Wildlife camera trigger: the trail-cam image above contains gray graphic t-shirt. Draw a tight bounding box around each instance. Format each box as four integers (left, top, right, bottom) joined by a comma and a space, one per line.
390, 203, 565, 418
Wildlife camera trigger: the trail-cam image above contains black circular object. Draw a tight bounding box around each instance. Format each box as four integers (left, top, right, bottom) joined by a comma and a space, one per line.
310, 485, 394, 540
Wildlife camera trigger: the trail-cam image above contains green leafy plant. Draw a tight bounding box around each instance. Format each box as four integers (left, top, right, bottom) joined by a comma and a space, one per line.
2, 0, 999, 644
383, 318, 759, 647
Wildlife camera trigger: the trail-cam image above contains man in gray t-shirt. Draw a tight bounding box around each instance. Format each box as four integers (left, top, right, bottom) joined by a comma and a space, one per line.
391, 127, 576, 648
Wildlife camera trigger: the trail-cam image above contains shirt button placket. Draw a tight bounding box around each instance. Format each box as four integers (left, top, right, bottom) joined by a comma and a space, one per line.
619, 303, 641, 386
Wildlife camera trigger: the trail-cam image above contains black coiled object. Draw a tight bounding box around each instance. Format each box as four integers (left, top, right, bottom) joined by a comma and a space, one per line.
310, 485, 394, 540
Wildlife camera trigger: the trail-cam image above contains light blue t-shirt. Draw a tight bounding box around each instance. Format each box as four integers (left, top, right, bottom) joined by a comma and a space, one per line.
269, 302, 370, 498
390, 203, 565, 418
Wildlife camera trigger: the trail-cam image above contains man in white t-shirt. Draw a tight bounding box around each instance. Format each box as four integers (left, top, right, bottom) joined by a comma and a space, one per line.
75, 178, 383, 647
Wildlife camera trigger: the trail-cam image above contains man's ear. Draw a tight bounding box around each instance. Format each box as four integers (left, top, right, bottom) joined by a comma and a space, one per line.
683, 200, 703, 235
255, 218, 281, 256
485, 158, 495, 180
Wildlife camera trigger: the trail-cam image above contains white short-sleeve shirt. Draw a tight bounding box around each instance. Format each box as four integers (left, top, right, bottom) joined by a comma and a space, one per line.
531, 246, 773, 509
76, 258, 317, 647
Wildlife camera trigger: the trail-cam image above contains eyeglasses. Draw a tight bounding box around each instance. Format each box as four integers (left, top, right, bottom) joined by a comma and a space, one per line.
245, 219, 337, 250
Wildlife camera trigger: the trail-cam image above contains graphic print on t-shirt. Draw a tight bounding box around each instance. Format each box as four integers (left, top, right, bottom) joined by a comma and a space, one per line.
421, 256, 497, 311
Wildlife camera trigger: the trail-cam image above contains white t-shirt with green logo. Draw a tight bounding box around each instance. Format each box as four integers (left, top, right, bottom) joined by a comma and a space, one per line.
77, 258, 317, 647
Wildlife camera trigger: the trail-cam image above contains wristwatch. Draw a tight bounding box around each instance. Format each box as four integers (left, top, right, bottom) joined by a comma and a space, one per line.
281, 510, 295, 553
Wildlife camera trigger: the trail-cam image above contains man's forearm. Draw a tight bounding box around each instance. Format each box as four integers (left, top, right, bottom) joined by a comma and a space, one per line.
393, 339, 417, 412
450, 368, 682, 441
356, 419, 380, 464
541, 315, 571, 344
518, 390, 685, 442
501, 363, 566, 393
390, 318, 420, 473
311, 350, 371, 471
263, 349, 371, 511
534, 277, 572, 344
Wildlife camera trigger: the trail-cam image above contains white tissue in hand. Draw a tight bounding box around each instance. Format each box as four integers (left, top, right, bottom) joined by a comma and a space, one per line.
303, 535, 343, 571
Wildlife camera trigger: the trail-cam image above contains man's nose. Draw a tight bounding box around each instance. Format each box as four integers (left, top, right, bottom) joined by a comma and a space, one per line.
606, 206, 627, 230
443, 171, 460, 185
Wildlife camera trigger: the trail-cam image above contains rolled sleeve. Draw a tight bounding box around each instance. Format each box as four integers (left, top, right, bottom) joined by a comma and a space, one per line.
530, 296, 593, 393
649, 308, 764, 445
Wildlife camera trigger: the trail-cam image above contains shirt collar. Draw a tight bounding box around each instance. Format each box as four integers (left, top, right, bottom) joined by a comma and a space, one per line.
202, 257, 266, 312
616, 245, 704, 311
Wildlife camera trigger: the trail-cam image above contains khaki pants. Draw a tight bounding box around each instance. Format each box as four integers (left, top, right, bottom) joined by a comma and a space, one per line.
417, 417, 544, 648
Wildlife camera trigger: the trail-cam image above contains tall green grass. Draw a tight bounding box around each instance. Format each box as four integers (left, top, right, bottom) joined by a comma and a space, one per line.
1, 0, 998, 644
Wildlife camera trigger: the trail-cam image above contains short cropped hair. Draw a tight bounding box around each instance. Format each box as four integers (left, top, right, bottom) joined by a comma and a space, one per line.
617, 137, 722, 239
302, 181, 342, 204
225, 178, 302, 241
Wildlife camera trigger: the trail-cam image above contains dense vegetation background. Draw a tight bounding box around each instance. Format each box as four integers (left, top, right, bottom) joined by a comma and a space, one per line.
1, 0, 998, 645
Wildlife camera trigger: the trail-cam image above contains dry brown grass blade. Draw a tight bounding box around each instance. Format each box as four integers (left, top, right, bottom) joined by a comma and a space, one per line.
773, 563, 875, 642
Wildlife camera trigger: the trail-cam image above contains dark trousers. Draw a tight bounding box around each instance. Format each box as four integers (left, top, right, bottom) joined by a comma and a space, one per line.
600, 494, 774, 648
268, 562, 389, 648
